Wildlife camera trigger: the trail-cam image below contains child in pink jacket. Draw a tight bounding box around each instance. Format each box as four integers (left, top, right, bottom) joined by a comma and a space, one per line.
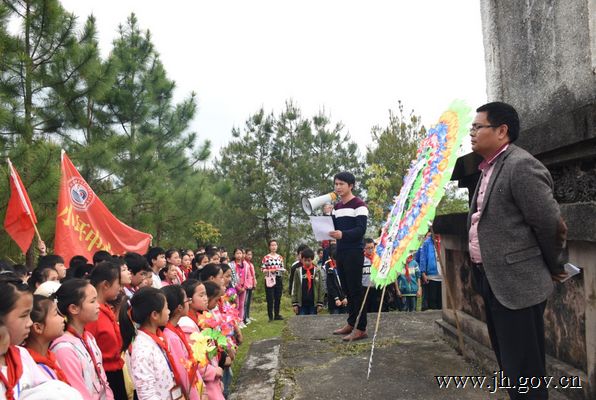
243, 248, 257, 324
230, 249, 247, 323
178, 280, 225, 400
52, 279, 114, 400
162, 285, 207, 400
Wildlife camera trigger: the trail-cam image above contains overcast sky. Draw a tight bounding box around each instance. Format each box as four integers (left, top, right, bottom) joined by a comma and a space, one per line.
60, 0, 487, 159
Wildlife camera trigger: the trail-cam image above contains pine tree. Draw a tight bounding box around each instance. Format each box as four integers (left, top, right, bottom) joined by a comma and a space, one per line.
364, 101, 426, 229
49, 15, 120, 188
216, 102, 362, 258
216, 109, 278, 250
0, 0, 91, 265
270, 100, 315, 258
104, 14, 211, 245
309, 110, 362, 196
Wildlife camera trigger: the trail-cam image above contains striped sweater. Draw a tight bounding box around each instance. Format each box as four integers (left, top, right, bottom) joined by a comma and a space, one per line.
332, 196, 368, 251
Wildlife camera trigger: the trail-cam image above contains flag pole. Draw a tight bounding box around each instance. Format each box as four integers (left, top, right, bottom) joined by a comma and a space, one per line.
29, 214, 42, 243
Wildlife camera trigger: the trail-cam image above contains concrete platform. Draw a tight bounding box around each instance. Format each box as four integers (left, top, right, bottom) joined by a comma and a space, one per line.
278, 311, 505, 400
233, 311, 514, 399
231, 311, 577, 399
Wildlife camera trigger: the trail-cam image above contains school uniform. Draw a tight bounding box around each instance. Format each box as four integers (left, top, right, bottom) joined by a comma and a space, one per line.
163, 326, 204, 400
129, 331, 177, 400
178, 314, 224, 400
0, 346, 49, 399
52, 331, 114, 400
86, 303, 126, 399
291, 264, 324, 315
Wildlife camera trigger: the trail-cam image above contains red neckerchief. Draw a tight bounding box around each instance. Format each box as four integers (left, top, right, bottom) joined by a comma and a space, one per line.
0, 346, 23, 400
187, 310, 200, 328
66, 326, 105, 385
327, 260, 336, 270
99, 303, 123, 352
139, 328, 184, 390
165, 322, 199, 387
26, 347, 69, 384
364, 252, 374, 263
303, 264, 315, 291
405, 256, 413, 282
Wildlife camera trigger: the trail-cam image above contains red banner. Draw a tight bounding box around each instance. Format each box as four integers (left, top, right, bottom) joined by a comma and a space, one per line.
4, 159, 38, 253
55, 151, 152, 264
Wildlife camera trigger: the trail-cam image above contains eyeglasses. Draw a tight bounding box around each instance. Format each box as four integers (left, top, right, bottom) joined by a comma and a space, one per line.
469, 124, 498, 133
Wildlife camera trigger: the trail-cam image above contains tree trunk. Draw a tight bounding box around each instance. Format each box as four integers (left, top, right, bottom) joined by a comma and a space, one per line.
23, 2, 35, 269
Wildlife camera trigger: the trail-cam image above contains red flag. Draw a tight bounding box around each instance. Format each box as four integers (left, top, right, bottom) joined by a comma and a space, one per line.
55, 151, 152, 264
4, 159, 38, 253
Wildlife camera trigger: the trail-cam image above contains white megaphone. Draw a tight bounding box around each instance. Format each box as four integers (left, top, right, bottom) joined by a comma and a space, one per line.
301, 192, 337, 215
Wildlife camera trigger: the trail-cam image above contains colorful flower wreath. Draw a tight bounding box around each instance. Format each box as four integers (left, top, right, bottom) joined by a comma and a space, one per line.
371, 100, 471, 287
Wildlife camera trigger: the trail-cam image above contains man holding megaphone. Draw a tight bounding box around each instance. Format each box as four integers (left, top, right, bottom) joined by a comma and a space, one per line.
327, 171, 369, 341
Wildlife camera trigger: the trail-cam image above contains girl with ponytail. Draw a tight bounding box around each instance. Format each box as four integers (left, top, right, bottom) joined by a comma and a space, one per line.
24, 295, 68, 383
51, 279, 113, 400
119, 287, 184, 400
177, 280, 224, 400
162, 285, 208, 400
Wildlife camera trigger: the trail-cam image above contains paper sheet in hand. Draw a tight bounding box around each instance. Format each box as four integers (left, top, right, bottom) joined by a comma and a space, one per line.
560, 263, 581, 282
309, 216, 334, 241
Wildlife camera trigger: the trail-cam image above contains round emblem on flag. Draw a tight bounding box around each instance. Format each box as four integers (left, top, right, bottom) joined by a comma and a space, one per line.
68, 177, 95, 210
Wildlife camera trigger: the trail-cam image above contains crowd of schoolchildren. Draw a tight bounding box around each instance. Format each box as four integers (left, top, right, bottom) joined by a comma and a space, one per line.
0, 232, 441, 399
281, 230, 442, 317
0, 244, 261, 400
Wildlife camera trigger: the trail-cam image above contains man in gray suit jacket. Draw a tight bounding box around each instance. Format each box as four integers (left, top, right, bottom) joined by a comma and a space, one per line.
467, 102, 567, 400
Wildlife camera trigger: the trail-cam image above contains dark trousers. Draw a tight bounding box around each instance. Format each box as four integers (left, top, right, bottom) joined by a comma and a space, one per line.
329, 306, 346, 314
106, 370, 127, 400
364, 286, 381, 313
299, 305, 317, 315
265, 276, 283, 320
337, 248, 367, 331
401, 295, 417, 312
422, 280, 442, 310
476, 267, 548, 400
244, 288, 253, 321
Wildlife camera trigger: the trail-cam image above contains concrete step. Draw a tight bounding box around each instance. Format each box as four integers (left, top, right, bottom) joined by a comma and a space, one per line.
230, 338, 281, 400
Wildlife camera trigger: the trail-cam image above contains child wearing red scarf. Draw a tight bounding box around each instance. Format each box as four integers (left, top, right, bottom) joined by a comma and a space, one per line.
0, 274, 52, 399
25, 295, 69, 383
291, 248, 324, 315
396, 253, 422, 312
162, 285, 207, 400
86, 262, 126, 399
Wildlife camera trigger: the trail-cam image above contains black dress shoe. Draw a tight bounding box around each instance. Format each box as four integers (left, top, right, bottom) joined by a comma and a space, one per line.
274, 315, 284, 320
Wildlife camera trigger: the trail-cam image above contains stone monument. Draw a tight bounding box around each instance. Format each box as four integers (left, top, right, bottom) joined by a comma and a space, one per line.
434, 1, 595, 399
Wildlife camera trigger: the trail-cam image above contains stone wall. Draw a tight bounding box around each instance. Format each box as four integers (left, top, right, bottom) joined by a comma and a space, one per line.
480, 0, 595, 129
436, 1, 596, 399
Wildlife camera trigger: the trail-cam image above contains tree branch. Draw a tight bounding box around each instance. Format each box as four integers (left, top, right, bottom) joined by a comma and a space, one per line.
30, 1, 47, 60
